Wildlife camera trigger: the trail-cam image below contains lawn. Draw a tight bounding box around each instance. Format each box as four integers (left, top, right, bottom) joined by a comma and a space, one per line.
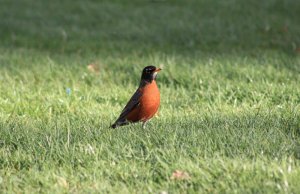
0, 0, 300, 193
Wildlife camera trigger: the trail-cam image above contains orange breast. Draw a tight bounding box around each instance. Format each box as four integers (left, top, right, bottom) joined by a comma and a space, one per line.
126, 81, 160, 122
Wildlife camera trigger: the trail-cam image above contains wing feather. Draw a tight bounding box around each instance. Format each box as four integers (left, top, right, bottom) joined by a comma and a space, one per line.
111, 88, 142, 128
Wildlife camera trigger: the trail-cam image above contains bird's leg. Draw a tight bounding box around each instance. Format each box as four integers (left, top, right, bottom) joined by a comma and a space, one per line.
142, 121, 148, 129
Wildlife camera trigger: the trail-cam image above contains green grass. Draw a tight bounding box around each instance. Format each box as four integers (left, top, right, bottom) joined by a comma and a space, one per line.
1, 0, 300, 193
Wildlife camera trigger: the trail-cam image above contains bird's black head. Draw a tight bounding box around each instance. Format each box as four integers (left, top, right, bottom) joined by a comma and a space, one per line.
141, 66, 162, 82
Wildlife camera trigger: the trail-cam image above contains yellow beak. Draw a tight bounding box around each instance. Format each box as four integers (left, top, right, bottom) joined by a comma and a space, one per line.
154, 68, 162, 72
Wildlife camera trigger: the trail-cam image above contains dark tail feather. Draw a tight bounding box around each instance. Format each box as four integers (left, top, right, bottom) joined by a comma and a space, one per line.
110, 120, 129, 128
110, 123, 117, 128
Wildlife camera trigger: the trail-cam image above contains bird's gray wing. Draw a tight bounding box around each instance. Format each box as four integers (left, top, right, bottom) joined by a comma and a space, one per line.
111, 88, 142, 128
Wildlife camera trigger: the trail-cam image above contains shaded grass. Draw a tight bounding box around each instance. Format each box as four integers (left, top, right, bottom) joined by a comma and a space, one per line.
1, 0, 299, 54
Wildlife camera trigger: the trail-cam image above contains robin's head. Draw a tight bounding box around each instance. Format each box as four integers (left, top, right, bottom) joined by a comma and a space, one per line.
141, 66, 162, 82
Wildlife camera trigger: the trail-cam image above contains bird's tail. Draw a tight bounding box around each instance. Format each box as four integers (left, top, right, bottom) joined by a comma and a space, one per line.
110, 123, 117, 129
110, 120, 129, 128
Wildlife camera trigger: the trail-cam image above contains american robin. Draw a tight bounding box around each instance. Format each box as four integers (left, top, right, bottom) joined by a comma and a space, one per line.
111, 66, 162, 128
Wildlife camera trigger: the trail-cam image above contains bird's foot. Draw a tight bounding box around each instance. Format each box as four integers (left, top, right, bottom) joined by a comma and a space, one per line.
142, 121, 148, 129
